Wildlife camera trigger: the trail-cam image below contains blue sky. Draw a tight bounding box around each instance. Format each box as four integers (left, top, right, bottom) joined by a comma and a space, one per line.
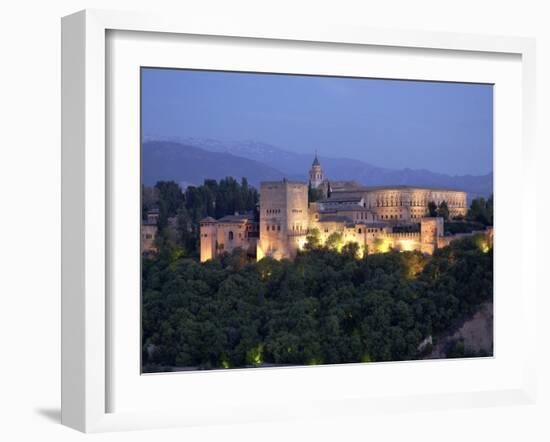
141, 68, 493, 176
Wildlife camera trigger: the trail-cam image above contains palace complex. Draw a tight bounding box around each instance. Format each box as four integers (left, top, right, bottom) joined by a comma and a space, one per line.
196, 155, 489, 262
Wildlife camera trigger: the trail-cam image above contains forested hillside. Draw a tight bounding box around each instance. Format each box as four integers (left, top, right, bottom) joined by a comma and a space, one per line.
142, 235, 493, 371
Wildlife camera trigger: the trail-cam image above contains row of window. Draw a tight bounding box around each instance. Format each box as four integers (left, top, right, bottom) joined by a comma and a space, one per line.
266, 208, 305, 215
378, 214, 403, 220
323, 227, 381, 235
265, 224, 306, 232
374, 200, 465, 208
201, 232, 243, 240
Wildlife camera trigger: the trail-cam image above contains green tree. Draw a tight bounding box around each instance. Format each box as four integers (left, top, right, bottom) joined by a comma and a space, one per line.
141, 225, 493, 371
155, 181, 184, 228
325, 232, 344, 252
304, 228, 321, 250
467, 196, 493, 226
308, 183, 325, 203
428, 201, 438, 217
437, 201, 449, 221
342, 242, 360, 259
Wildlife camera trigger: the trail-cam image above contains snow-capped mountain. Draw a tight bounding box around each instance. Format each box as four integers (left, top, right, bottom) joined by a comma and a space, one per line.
141, 137, 493, 198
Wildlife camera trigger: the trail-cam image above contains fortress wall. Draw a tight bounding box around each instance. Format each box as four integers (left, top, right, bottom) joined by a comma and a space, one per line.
360, 188, 467, 222
285, 181, 308, 257
141, 225, 158, 254
216, 221, 252, 255
258, 180, 308, 260
308, 202, 321, 224
286, 182, 309, 233
437, 228, 493, 249
386, 232, 421, 239
258, 182, 288, 259
199, 222, 216, 262
317, 221, 346, 244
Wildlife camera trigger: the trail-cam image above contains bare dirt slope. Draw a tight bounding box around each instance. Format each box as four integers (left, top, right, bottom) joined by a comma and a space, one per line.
427, 301, 493, 359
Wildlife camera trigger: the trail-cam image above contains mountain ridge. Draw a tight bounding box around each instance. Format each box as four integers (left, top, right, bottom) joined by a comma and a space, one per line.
141, 137, 493, 198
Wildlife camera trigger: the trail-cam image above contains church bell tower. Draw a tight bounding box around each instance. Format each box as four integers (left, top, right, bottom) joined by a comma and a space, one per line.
309, 152, 324, 189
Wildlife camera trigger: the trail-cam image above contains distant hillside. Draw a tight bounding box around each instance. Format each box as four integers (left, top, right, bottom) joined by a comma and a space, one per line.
141, 141, 285, 187
142, 138, 493, 198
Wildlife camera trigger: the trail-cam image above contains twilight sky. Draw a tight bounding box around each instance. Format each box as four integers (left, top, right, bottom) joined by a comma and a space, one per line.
141, 68, 493, 176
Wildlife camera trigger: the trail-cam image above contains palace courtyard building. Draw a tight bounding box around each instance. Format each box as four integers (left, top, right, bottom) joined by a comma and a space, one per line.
199, 155, 488, 262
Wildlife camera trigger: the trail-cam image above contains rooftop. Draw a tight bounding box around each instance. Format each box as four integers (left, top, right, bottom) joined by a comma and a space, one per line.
260, 179, 308, 186
331, 185, 466, 194
318, 215, 353, 223
319, 195, 364, 203
321, 204, 371, 212
217, 213, 256, 224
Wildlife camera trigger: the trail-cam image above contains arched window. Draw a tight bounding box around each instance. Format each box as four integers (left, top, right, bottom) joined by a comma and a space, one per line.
228, 231, 234, 241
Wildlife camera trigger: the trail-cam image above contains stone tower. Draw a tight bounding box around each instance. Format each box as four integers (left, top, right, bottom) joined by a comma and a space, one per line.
420, 217, 444, 255
199, 217, 217, 262
257, 179, 309, 260
309, 153, 324, 189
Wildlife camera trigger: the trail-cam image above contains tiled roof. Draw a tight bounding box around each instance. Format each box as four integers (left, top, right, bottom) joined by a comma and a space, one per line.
331, 185, 466, 193
318, 215, 353, 223
320, 195, 363, 203
325, 204, 370, 212
217, 214, 255, 223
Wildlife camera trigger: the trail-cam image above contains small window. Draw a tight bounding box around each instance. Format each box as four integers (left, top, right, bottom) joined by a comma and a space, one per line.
228, 231, 234, 241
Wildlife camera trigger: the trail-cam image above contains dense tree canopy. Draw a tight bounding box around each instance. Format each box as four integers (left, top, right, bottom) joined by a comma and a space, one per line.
427, 201, 438, 217
142, 234, 493, 371
467, 195, 493, 226
142, 180, 493, 371
437, 201, 449, 221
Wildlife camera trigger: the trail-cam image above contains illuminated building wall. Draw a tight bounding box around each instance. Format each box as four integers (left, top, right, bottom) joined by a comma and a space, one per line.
200, 214, 258, 262
333, 187, 468, 222
256, 179, 309, 260
198, 156, 483, 262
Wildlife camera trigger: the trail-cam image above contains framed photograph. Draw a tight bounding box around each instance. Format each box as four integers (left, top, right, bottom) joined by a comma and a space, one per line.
61, 9, 537, 432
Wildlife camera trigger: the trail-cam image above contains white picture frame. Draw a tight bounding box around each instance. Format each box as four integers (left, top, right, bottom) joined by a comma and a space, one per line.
61, 9, 537, 433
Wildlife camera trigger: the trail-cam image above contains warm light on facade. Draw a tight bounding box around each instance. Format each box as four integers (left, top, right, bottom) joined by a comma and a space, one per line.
373, 238, 392, 254
398, 239, 416, 252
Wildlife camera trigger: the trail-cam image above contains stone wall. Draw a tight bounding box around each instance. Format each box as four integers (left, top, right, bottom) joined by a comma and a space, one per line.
333, 187, 467, 223
200, 217, 258, 262
141, 224, 158, 254
199, 179, 483, 262
199, 220, 217, 262
257, 180, 308, 260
